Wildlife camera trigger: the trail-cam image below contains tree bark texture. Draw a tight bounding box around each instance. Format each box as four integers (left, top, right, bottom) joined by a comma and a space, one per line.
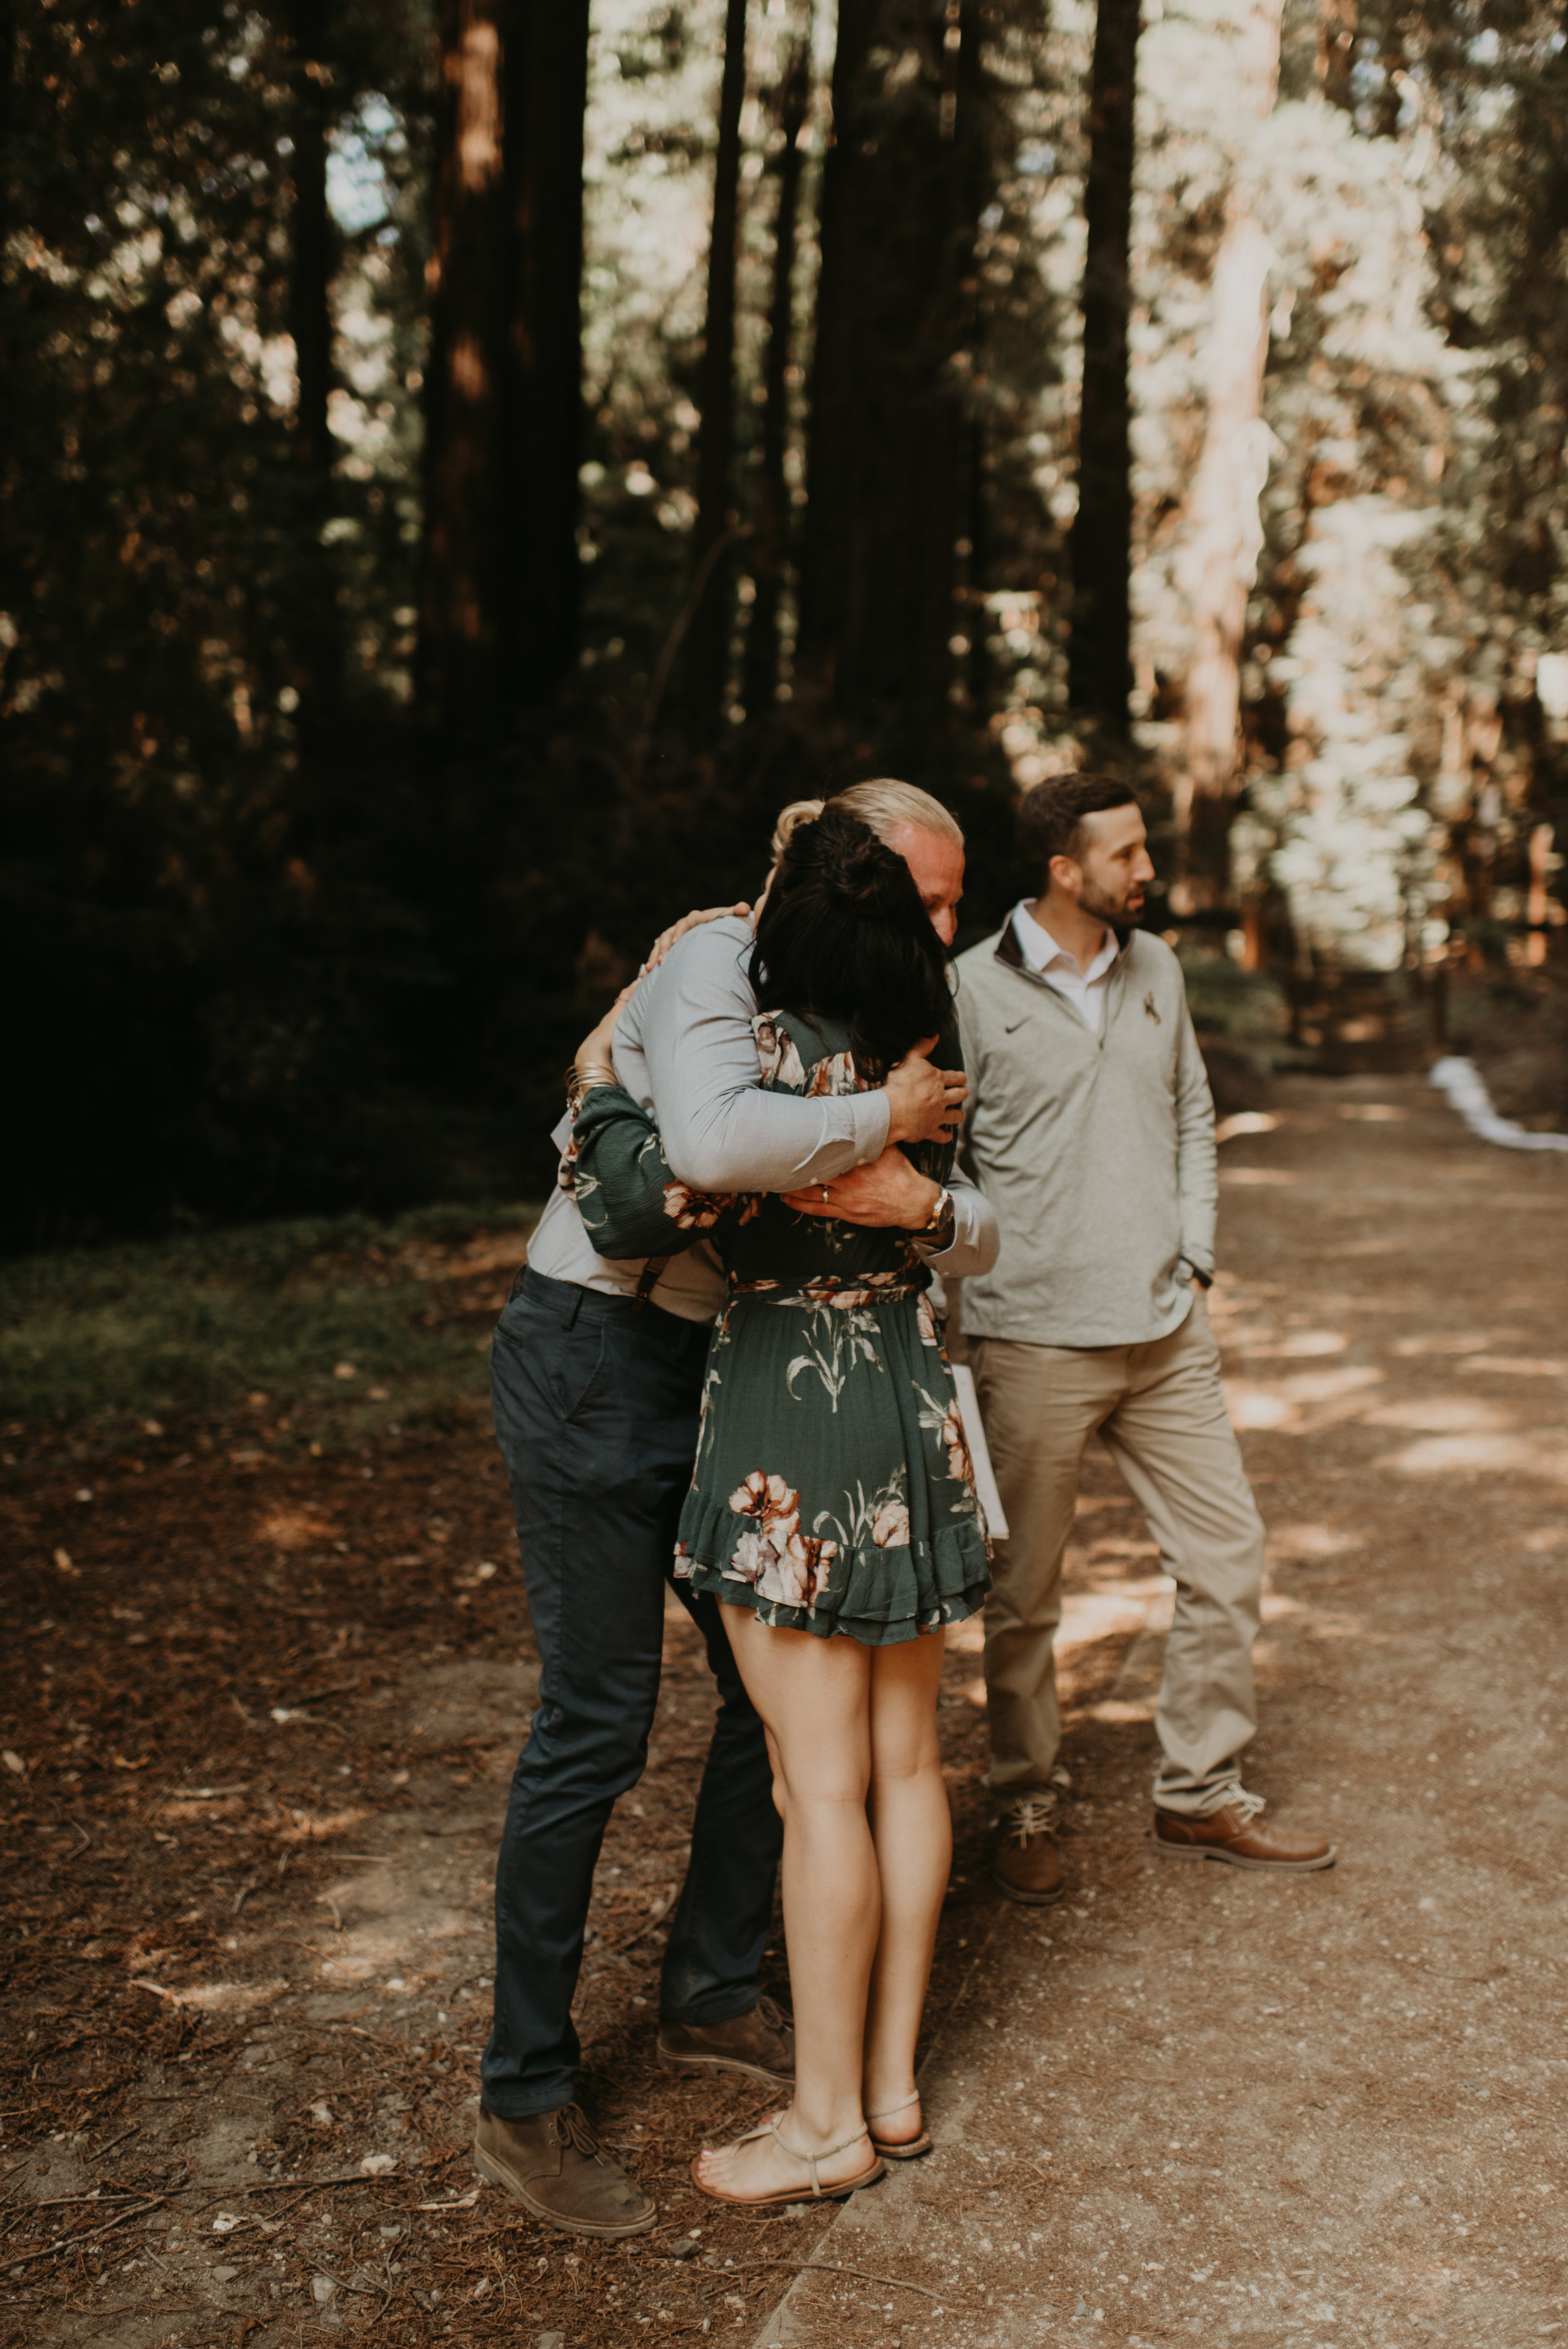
1316, 0, 1356, 110
742, 15, 812, 720
419, 0, 509, 745
1067, 0, 1139, 728
796, 0, 985, 749
686, 0, 751, 721
419, 0, 590, 743
286, 3, 341, 736
1174, 0, 1283, 905
501, 0, 590, 712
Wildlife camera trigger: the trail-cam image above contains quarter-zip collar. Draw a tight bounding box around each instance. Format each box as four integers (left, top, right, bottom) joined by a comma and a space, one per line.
991, 918, 1137, 1051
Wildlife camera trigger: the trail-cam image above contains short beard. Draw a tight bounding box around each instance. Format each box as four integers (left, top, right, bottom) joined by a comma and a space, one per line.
1079, 878, 1140, 927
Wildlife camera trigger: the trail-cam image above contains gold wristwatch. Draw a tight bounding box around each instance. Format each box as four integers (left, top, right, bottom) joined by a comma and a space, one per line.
918, 1184, 956, 1250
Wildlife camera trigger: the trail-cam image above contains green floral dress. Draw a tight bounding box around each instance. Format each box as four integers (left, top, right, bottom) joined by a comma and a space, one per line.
566, 1010, 992, 1647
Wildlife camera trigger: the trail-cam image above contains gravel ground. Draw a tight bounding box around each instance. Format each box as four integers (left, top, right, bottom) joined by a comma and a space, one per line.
4, 1069, 1565, 2348
760, 1069, 1568, 2349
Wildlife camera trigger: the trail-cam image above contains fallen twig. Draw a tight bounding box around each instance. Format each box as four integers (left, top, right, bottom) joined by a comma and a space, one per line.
0, 2196, 165, 2272
608, 1884, 678, 1956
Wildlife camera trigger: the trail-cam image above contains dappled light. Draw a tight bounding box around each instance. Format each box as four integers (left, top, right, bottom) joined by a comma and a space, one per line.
5, 0, 1568, 2340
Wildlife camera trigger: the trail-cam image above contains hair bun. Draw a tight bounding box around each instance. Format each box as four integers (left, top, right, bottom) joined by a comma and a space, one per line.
795, 800, 906, 902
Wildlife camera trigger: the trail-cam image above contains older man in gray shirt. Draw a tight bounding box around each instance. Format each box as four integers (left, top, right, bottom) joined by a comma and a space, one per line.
475, 784, 997, 2241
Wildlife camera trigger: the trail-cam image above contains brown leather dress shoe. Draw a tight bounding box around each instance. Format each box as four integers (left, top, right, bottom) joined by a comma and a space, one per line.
657, 1993, 794, 2087
474, 2103, 657, 2238
1153, 1796, 1336, 1872
993, 1791, 1067, 1906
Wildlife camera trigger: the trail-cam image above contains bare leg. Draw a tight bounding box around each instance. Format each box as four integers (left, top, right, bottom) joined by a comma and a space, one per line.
693, 1608, 877, 2199
862, 1631, 950, 2145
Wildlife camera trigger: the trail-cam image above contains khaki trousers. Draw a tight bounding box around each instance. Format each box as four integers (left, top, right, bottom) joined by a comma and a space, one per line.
969, 1295, 1263, 1818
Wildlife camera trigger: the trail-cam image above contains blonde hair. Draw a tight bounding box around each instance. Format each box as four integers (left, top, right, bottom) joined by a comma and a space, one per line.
768, 780, 963, 864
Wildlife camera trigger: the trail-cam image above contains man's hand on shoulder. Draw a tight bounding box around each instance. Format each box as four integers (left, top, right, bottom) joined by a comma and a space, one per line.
783, 1148, 940, 1229
884, 1036, 967, 1148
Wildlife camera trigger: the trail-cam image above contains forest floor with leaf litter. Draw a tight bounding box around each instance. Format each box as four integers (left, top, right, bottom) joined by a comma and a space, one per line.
4, 1069, 1568, 2349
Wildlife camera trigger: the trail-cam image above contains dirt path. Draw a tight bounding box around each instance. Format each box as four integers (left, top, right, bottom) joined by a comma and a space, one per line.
4, 1070, 1566, 2348
760, 1069, 1568, 2349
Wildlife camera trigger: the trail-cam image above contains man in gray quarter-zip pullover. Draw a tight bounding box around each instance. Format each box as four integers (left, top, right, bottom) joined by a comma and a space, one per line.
953, 773, 1334, 1906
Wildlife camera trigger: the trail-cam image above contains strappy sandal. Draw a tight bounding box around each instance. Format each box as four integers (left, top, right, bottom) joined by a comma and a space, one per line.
689, 2113, 886, 2208
867, 2091, 933, 2161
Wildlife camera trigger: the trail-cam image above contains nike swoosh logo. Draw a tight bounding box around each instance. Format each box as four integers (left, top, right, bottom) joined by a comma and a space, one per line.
1004, 1017, 1030, 1034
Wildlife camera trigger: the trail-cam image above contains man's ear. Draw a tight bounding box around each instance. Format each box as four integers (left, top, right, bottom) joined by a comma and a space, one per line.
1046, 852, 1080, 898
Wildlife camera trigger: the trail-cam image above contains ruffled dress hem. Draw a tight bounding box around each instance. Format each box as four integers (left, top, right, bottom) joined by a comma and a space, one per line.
676, 1514, 990, 1648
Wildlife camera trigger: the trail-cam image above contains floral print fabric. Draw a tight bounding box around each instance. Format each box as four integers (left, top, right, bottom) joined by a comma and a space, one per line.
673, 1010, 992, 1646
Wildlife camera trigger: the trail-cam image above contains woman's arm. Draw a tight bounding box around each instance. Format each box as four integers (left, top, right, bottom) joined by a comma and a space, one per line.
565, 1083, 736, 1261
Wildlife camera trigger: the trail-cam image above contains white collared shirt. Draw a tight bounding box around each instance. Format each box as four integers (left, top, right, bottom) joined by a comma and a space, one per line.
1010, 901, 1118, 1033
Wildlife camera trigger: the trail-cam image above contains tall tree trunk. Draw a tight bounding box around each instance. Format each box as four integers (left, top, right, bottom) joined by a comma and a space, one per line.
1067, 0, 1139, 729
743, 14, 811, 721
1173, 0, 1283, 908
286, 2, 341, 744
796, 0, 983, 758
501, 0, 591, 714
686, 0, 751, 723
1316, 0, 1356, 109
418, 0, 508, 748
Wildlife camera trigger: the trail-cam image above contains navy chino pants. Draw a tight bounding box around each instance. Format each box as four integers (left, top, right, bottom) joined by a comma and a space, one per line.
481, 1266, 782, 2120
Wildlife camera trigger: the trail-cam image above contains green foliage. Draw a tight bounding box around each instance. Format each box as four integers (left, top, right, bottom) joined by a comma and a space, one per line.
0, 1201, 542, 1434
1177, 949, 1290, 1048
4, 0, 1565, 1246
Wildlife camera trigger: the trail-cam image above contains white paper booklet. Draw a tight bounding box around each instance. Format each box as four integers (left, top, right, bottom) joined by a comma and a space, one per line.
951, 1363, 1009, 1540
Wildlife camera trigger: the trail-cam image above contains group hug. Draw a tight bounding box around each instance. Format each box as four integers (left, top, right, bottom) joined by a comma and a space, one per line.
472, 772, 1335, 2237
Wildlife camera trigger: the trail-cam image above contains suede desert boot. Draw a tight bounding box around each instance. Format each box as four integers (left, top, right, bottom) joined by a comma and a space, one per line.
474, 2104, 657, 2238
1153, 1792, 1335, 1872
657, 1993, 795, 2087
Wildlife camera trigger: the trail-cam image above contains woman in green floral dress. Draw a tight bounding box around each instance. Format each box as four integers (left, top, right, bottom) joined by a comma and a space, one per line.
568, 802, 990, 2209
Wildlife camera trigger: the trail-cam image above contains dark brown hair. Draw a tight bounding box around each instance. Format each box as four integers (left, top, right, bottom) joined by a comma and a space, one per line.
749, 801, 953, 1072
1016, 773, 1138, 876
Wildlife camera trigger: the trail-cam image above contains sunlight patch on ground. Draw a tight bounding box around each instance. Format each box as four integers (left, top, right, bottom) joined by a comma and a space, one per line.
131, 1974, 289, 2012
1236, 1329, 1350, 1359
1266, 1520, 1357, 1562
1366, 1397, 1513, 1433
274, 1805, 370, 1844
1224, 1363, 1382, 1429
1377, 1433, 1568, 1478
1390, 1330, 1502, 1356
255, 1503, 340, 1550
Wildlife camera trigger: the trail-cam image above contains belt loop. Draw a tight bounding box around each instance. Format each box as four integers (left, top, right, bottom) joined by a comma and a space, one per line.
561, 1288, 583, 1331
508, 1263, 527, 1302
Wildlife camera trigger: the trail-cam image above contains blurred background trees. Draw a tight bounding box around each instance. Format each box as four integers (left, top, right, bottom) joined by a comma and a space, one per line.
3, 0, 1565, 1245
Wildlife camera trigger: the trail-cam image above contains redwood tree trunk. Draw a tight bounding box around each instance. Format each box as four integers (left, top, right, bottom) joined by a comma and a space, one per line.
796, 0, 984, 758
686, 0, 751, 723
743, 18, 811, 721
501, 0, 591, 714
1174, 0, 1283, 907
287, 1, 341, 741
418, 0, 509, 748
1067, 0, 1139, 728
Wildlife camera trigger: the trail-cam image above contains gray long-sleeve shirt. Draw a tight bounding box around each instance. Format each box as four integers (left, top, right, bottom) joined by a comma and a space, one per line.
528, 913, 999, 1319
953, 921, 1218, 1348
